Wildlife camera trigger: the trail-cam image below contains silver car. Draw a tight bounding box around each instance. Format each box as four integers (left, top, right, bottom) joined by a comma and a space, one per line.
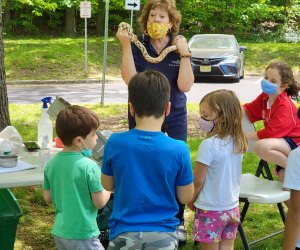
188, 34, 247, 83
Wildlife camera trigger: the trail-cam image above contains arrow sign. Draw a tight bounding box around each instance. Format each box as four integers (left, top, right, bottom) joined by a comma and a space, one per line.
125, 0, 140, 11
128, 3, 137, 8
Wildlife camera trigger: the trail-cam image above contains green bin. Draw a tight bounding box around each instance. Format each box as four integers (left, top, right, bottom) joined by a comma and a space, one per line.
0, 188, 23, 250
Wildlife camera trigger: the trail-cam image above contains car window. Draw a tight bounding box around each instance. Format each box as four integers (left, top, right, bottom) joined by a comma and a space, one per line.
190, 37, 236, 49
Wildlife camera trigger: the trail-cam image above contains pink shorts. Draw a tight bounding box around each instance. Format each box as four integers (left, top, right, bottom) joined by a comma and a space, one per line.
193, 207, 240, 243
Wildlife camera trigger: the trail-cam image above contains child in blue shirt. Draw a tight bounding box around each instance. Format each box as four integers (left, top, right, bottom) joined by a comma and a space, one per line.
101, 70, 194, 249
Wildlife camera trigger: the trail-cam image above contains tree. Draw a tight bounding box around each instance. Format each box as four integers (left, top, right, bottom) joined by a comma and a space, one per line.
0, 0, 11, 131
95, 0, 105, 36
64, 6, 77, 36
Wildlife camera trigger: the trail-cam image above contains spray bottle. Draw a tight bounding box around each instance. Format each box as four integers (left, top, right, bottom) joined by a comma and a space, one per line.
38, 97, 53, 148
39, 135, 50, 171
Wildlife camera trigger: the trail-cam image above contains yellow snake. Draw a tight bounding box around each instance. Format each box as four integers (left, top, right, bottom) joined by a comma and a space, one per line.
118, 22, 178, 64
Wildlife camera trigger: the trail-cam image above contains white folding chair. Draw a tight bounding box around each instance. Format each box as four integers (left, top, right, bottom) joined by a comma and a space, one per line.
238, 117, 290, 249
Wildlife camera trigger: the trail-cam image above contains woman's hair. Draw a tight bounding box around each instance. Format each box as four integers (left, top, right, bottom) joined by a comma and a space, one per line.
137, 0, 181, 35
200, 89, 248, 154
55, 105, 100, 146
266, 61, 300, 100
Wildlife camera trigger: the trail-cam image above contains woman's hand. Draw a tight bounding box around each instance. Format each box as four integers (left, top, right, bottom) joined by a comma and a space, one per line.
173, 35, 191, 58
116, 26, 131, 47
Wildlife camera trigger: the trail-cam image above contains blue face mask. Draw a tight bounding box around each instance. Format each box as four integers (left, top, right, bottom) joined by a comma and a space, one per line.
261, 78, 278, 95
80, 139, 93, 157
81, 149, 93, 157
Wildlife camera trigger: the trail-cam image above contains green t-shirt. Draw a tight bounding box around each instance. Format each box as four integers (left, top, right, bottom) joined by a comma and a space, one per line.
43, 151, 103, 239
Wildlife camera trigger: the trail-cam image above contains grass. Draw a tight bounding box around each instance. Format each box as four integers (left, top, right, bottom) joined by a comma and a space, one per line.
4, 37, 300, 81
7, 103, 287, 250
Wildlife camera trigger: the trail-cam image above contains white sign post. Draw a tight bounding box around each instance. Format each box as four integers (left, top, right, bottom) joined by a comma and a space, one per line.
80, 1, 91, 76
101, 0, 110, 107
125, 0, 140, 27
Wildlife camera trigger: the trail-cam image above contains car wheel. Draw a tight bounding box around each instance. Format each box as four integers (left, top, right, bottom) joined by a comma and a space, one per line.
232, 77, 240, 83
240, 69, 245, 79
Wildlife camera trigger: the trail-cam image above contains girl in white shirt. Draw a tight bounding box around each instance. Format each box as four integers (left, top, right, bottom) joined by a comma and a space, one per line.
188, 89, 248, 250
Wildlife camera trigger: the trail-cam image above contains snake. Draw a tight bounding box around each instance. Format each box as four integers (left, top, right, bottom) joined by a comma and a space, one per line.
118, 22, 178, 64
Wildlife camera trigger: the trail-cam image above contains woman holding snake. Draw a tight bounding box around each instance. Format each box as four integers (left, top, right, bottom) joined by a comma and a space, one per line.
116, 0, 194, 246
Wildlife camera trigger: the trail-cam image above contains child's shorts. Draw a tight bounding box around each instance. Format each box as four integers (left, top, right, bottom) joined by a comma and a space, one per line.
108, 232, 178, 250
193, 207, 240, 243
274, 137, 298, 175
53, 235, 104, 250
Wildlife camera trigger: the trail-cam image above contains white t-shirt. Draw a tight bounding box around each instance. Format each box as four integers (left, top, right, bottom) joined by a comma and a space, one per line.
194, 135, 243, 211
283, 147, 300, 191
283, 147, 300, 248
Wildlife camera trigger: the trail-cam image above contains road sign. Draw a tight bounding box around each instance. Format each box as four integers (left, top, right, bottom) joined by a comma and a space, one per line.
80, 1, 91, 18
125, 0, 140, 11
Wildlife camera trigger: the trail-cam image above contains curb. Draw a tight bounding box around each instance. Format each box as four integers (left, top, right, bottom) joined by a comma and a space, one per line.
7, 78, 123, 85
6, 74, 299, 85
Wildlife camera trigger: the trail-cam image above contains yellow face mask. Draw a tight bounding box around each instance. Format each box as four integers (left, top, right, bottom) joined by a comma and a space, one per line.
147, 22, 171, 40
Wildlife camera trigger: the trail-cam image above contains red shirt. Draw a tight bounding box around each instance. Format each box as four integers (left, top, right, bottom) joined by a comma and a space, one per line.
243, 91, 300, 145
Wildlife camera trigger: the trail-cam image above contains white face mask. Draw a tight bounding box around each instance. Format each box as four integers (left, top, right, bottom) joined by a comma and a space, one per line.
198, 116, 216, 133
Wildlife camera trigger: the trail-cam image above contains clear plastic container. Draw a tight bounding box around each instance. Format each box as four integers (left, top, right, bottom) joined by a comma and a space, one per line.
0, 139, 12, 156
39, 136, 50, 171
38, 109, 53, 147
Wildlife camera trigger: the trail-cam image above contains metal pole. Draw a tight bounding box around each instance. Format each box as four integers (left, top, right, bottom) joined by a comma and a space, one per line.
130, 10, 133, 27
84, 17, 88, 76
101, 0, 109, 107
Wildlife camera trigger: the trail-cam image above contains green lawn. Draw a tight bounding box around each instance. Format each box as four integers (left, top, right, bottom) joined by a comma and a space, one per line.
4, 37, 300, 81
8, 103, 287, 250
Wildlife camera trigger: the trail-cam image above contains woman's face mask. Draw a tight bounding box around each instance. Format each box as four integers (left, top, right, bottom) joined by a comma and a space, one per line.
261, 78, 278, 95
147, 22, 171, 40
198, 116, 216, 133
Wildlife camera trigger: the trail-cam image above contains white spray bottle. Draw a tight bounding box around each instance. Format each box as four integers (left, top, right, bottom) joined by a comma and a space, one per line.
39, 135, 50, 171
38, 97, 53, 148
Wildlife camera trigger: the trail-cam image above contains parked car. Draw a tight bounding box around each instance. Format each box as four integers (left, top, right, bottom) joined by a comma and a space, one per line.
188, 34, 247, 83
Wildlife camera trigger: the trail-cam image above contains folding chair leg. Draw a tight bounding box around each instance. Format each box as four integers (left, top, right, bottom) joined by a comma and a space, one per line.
238, 223, 250, 250
277, 203, 286, 222
240, 201, 249, 223
255, 159, 273, 180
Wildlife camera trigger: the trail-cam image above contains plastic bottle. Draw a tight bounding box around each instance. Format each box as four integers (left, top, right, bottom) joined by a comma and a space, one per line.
0, 139, 12, 156
39, 136, 50, 171
38, 97, 53, 148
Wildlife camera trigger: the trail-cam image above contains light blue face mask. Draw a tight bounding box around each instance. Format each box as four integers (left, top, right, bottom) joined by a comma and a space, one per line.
81, 149, 93, 157
261, 78, 278, 95
81, 140, 93, 157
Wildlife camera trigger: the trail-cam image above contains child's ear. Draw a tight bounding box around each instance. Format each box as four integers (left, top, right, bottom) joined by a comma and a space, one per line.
165, 102, 171, 117
73, 136, 82, 147
281, 83, 288, 90
129, 102, 135, 117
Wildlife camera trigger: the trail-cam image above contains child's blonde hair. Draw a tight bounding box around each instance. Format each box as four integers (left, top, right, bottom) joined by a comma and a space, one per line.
200, 89, 248, 153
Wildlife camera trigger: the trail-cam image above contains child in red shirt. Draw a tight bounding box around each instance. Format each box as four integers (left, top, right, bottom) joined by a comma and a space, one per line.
243, 61, 300, 182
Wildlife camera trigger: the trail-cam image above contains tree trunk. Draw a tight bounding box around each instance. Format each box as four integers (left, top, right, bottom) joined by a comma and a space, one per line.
64, 7, 77, 36
0, 1, 11, 131
4, 0, 11, 33
95, 0, 105, 36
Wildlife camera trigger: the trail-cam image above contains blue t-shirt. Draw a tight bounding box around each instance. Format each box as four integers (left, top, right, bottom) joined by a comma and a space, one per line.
102, 129, 193, 240
129, 34, 189, 139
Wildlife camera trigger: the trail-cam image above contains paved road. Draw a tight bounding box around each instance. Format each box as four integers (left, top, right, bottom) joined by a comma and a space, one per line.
7, 76, 263, 104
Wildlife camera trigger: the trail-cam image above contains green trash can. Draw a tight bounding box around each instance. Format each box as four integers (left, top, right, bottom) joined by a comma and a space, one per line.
0, 188, 23, 250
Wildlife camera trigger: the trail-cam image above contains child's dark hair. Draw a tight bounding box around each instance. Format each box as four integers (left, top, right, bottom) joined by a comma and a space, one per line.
266, 61, 300, 100
128, 70, 170, 118
55, 105, 100, 146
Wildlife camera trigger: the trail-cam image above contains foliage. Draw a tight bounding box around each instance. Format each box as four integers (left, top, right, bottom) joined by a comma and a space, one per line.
2, 0, 300, 37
